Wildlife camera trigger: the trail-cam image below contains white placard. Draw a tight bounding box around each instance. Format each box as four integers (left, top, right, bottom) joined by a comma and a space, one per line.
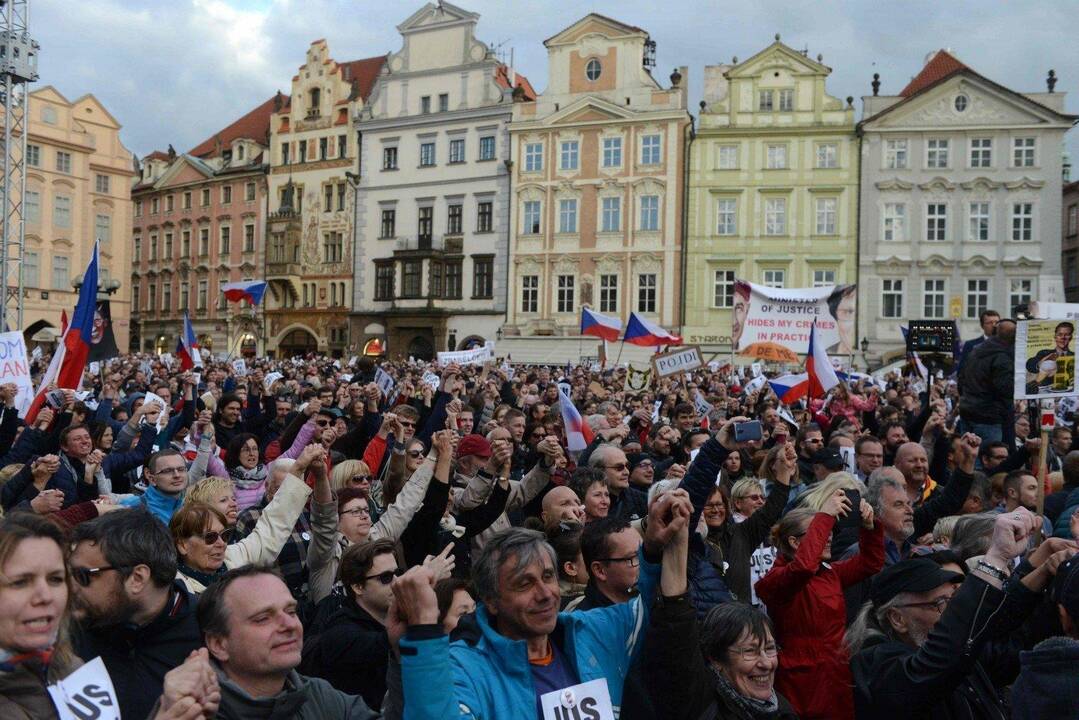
0, 331, 35, 414
232, 358, 247, 376
89, 361, 101, 376
421, 371, 441, 391
539, 679, 614, 720
143, 391, 169, 434
734, 280, 858, 360
652, 346, 703, 378
263, 371, 283, 392
743, 375, 766, 395
840, 445, 857, 475
47, 656, 120, 720
31, 345, 42, 361
160, 352, 174, 368
375, 367, 395, 397
751, 362, 763, 378
436, 345, 492, 366
651, 399, 662, 423
693, 390, 713, 418
1014, 319, 1079, 400
776, 404, 798, 428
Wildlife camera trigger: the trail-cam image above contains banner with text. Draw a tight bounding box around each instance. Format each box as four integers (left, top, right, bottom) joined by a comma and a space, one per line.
733, 280, 857, 362
0, 332, 34, 414
1015, 319, 1079, 400
652, 346, 703, 378
437, 345, 493, 366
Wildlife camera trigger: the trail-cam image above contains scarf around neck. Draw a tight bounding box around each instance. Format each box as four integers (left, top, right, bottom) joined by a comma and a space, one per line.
178, 561, 226, 590
710, 661, 780, 718
229, 463, 267, 490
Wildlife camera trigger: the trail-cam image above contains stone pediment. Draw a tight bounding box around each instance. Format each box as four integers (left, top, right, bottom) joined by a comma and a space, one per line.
397, 1, 478, 32
958, 254, 995, 268
876, 179, 914, 191
959, 177, 1002, 191
1004, 177, 1045, 190
873, 76, 1060, 129
917, 253, 952, 268
874, 255, 912, 269
544, 14, 644, 47
918, 177, 957, 192
727, 41, 830, 79
547, 97, 634, 125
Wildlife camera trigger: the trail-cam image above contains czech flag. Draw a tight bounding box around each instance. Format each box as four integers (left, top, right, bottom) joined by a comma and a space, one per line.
176, 312, 203, 370
623, 311, 682, 347
558, 384, 594, 451
806, 320, 840, 399
580, 307, 622, 342
221, 280, 268, 306
768, 373, 809, 405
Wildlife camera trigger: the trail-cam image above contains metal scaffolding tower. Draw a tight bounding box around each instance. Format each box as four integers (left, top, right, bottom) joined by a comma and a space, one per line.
0, 0, 37, 332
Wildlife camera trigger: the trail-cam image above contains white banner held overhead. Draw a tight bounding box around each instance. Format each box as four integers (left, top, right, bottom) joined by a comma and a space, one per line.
436, 345, 493, 366
733, 280, 857, 362
0, 332, 34, 414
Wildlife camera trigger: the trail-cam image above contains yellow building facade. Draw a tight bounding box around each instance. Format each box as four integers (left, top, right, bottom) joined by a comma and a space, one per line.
683, 39, 858, 354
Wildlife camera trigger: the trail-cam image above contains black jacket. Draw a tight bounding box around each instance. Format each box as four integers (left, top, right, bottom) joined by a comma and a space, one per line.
1010, 636, 1079, 719
958, 338, 1014, 425
609, 485, 648, 521
72, 581, 202, 720
306, 597, 390, 711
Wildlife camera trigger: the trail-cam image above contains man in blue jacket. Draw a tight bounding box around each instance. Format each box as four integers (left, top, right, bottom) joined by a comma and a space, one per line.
391, 488, 692, 720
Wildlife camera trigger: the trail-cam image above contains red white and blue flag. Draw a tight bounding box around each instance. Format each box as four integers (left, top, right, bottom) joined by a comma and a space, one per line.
767, 373, 810, 405
806, 320, 840, 399
176, 312, 203, 370
558, 384, 594, 451
221, 280, 268, 306
580, 307, 622, 342
623, 311, 682, 347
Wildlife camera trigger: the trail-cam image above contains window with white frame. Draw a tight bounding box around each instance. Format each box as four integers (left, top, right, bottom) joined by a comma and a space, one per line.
966, 279, 989, 319
883, 203, 906, 241
759, 90, 774, 111
885, 139, 908, 169
764, 198, 786, 235
718, 145, 738, 169
479, 136, 495, 161
970, 138, 992, 168
602, 137, 622, 168
24, 251, 39, 287
778, 89, 794, 111
95, 214, 111, 244
522, 200, 541, 234
926, 139, 949, 168
816, 143, 838, 169
641, 135, 661, 165
713, 270, 735, 308
556, 275, 575, 313
639, 195, 659, 231
766, 144, 787, 169
1069, 204, 1079, 236
521, 275, 538, 313
26, 144, 39, 167
449, 138, 465, 164
815, 198, 837, 235
95, 174, 110, 194
599, 274, 618, 313
24, 190, 40, 224
716, 199, 736, 236
558, 199, 578, 234
638, 273, 657, 313
882, 279, 903, 318
524, 143, 543, 172
1011, 203, 1033, 241
560, 141, 579, 171
1010, 278, 1033, 308
926, 203, 947, 241
1013, 137, 1036, 167
53, 194, 71, 228
601, 197, 621, 232
969, 202, 990, 241
420, 142, 436, 167
55, 151, 71, 174
382, 146, 398, 170
813, 269, 836, 287
52, 256, 69, 290
923, 279, 946, 318
763, 269, 785, 288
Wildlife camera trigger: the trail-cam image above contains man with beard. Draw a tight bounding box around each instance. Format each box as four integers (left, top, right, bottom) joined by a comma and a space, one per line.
998, 470, 1054, 537
70, 509, 202, 719
893, 442, 935, 506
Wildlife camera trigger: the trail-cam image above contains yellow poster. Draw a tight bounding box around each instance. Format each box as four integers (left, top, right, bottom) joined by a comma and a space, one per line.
1015, 319, 1078, 399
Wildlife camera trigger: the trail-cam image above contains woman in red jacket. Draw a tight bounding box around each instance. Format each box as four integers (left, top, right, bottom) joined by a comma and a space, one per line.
755, 490, 884, 720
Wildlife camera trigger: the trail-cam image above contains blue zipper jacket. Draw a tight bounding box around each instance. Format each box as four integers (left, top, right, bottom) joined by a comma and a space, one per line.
399, 548, 659, 720
119, 484, 184, 525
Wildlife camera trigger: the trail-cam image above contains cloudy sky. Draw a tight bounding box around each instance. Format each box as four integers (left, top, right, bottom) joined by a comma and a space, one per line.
37, 0, 1079, 161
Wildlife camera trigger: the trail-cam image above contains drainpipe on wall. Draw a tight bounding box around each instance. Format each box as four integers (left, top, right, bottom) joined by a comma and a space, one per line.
503, 153, 513, 341
679, 115, 695, 336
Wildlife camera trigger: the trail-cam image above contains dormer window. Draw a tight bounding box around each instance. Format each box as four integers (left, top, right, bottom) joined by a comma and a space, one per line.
308, 88, 321, 117
237, 144, 245, 161
586, 59, 602, 81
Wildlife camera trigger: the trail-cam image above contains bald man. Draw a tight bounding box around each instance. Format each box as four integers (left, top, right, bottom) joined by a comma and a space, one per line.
541, 485, 585, 529
893, 442, 932, 505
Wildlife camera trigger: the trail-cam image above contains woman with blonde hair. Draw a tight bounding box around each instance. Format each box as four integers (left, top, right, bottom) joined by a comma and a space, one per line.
330, 459, 373, 497
184, 476, 238, 526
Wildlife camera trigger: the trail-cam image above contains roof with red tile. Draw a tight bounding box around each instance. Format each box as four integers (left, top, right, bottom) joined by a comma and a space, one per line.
495, 64, 537, 101
338, 55, 387, 102
144, 150, 171, 161
189, 93, 283, 158
899, 50, 968, 98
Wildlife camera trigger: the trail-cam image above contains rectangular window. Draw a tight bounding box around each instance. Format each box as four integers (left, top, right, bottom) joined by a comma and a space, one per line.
135, 200, 141, 217
923, 278, 945, 318
55, 151, 71, 174
52, 255, 69, 290
429, 261, 443, 299
337, 134, 347, 158
420, 96, 431, 114
601, 197, 621, 232
445, 261, 462, 298
324, 184, 333, 212
148, 283, 156, 312
24, 251, 39, 287
716, 199, 737, 236
758, 90, 773, 111
281, 143, 290, 165
523, 201, 541, 234
438, 93, 449, 112
713, 269, 735, 308
418, 206, 434, 244
180, 284, 189, 310
813, 269, 836, 287
966, 279, 989, 319
473, 257, 493, 298
718, 145, 738, 169
641, 134, 661, 165
199, 228, 209, 255
380, 209, 396, 239
1068, 204, 1078, 236
477, 201, 493, 232
1010, 279, 1033, 309
1013, 137, 1036, 167
778, 89, 794, 111
882, 279, 904, 318
602, 137, 622, 168
599, 274, 618, 313
375, 263, 394, 300
560, 141, 579, 171
556, 275, 575, 313
883, 203, 906, 241
201, 189, 210, 206
26, 144, 40, 167
521, 275, 538, 313
197, 280, 208, 311
970, 138, 992, 168
24, 190, 40, 224
150, 234, 158, 260
162, 284, 172, 313
402, 260, 422, 298
181, 231, 190, 257
764, 198, 786, 235
559, 199, 578, 233
816, 143, 838, 169
183, 191, 192, 209
766, 144, 787, 169
95, 174, 110, 193
926, 203, 947, 242
53, 194, 71, 228
95, 214, 111, 244
383, 146, 398, 170
637, 273, 657, 313
969, 202, 990, 241
525, 143, 543, 172
926, 138, 949, 169
166, 195, 174, 212
299, 140, 307, 164
815, 198, 837, 235
1012, 202, 1033, 241
133, 237, 141, 262
886, 139, 909, 169
449, 138, 465, 164
420, 142, 436, 167
763, 269, 785, 288
244, 224, 255, 252
639, 195, 659, 231
337, 183, 346, 212
479, 136, 495, 161
318, 138, 328, 160
323, 232, 342, 263
447, 204, 463, 235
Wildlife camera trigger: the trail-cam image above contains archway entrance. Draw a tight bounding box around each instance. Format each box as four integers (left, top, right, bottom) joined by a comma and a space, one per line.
407, 334, 434, 361
279, 327, 318, 358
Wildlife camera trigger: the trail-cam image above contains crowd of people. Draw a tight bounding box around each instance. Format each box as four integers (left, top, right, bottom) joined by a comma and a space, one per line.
1, 324, 1078, 719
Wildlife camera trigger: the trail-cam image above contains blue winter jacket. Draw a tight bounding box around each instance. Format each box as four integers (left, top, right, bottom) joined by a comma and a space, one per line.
119, 484, 184, 526
399, 548, 659, 720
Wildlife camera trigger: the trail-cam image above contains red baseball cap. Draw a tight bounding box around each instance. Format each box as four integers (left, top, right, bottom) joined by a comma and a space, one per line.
457, 434, 492, 459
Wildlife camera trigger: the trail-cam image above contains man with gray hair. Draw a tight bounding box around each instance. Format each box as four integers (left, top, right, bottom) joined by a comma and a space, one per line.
391, 489, 694, 719
589, 442, 647, 521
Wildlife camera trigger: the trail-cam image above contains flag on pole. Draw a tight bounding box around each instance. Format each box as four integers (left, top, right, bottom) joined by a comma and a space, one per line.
176, 312, 203, 370
767, 373, 810, 405
558, 384, 594, 451
221, 280, 268, 306
623, 311, 682, 347
580, 307, 622, 342
806, 320, 840, 399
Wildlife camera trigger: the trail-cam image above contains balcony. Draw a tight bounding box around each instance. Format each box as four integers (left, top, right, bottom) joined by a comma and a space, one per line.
392, 235, 464, 257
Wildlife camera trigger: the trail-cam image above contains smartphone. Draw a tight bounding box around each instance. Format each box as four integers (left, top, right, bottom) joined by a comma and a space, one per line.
733, 420, 763, 443
45, 389, 66, 408
833, 488, 862, 537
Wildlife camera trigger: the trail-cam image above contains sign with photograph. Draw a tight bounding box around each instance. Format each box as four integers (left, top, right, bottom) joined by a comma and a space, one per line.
1015, 319, 1078, 399
733, 280, 857, 362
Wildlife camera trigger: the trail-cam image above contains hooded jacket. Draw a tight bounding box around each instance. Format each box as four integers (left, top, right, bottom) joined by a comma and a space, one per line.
958, 337, 1014, 425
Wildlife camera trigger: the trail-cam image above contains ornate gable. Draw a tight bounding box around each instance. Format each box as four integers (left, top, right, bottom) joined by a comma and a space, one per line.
872, 75, 1065, 129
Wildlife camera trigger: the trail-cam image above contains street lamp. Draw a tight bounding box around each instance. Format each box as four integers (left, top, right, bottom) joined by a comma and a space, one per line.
72, 275, 122, 298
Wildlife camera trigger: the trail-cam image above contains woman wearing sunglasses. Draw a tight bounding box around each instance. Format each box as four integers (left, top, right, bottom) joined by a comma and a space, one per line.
0, 513, 80, 718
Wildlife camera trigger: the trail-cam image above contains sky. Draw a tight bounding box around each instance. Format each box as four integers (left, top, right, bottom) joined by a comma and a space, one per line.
36, 0, 1079, 162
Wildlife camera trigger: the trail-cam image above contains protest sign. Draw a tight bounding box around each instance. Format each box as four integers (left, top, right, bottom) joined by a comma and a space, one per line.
47, 656, 120, 720
437, 345, 493, 366
1015, 319, 1078, 400
1029, 301, 1079, 320
693, 390, 714, 418
31, 345, 42, 361
751, 362, 763, 378
652, 346, 703, 378
539, 679, 614, 720
375, 367, 396, 397
232, 358, 247, 376
263, 371, 284, 392
624, 365, 652, 393
143, 392, 169, 434
0, 332, 34, 414
422, 371, 441, 391
733, 280, 857, 362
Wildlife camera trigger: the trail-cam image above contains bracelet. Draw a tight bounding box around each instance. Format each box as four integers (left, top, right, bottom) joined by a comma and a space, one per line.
975, 559, 1010, 582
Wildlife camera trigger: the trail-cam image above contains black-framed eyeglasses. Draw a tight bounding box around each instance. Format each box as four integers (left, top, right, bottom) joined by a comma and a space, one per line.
728, 643, 781, 662
605, 462, 629, 471
71, 565, 123, 587
341, 506, 371, 518
895, 596, 951, 614
598, 554, 639, 567
364, 568, 404, 585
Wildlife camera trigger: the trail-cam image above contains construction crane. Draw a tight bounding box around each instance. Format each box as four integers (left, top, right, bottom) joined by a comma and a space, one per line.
0, 0, 37, 332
